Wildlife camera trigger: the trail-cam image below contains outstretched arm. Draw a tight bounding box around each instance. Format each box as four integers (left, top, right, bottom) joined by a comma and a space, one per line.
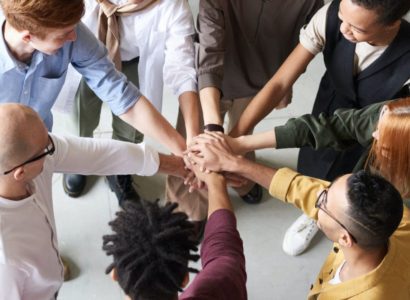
196, 0, 226, 126
193, 101, 381, 155
120, 96, 186, 156
190, 163, 231, 218
229, 44, 315, 137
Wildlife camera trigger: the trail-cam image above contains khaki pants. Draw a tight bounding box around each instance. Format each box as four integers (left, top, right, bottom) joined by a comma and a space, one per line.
165, 96, 255, 221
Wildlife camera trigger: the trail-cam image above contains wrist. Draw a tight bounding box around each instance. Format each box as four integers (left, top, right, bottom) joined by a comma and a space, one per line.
204, 123, 224, 133
206, 173, 227, 188
223, 154, 243, 173
234, 136, 247, 154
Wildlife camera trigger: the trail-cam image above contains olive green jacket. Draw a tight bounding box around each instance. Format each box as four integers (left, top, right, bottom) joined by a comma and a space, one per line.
275, 101, 387, 171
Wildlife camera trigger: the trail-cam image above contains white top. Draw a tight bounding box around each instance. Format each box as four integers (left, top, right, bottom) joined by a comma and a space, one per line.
55, 0, 197, 113
0, 134, 159, 300
299, 3, 410, 84
329, 260, 346, 285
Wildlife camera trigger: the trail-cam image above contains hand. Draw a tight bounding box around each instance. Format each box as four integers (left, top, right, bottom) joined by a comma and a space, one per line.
183, 170, 206, 193
182, 146, 206, 193
167, 155, 190, 179
185, 132, 238, 173
189, 131, 246, 155
185, 159, 225, 187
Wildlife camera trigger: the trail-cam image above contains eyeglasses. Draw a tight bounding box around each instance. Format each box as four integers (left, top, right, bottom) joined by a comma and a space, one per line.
3, 135, 55, 175
315, 189, 358, 243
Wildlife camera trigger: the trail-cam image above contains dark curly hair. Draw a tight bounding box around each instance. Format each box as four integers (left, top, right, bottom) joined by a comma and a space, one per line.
346, 171, 403, 249
351, 0, 410, 25
102, 200, 200, 300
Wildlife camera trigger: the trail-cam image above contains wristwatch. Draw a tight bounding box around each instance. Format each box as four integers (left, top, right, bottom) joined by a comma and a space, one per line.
204, 123, 224, 133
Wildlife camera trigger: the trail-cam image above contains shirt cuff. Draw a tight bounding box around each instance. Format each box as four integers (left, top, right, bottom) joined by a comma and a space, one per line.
140, 144, 160, 176
175, 81, 198, 97
299, 33, 321, 56
198, 72, 223, 92
274, 124, 300, 149
269, 168, 299, 202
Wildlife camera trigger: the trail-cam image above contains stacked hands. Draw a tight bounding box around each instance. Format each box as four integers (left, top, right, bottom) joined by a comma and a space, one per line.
178, 132, 249, 191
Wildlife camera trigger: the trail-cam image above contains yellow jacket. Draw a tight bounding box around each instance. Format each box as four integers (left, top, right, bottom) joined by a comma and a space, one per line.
269, 168, 410, 299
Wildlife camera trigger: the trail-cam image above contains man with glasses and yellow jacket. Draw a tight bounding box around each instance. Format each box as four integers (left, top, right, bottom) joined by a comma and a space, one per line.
186, 133, 409, 299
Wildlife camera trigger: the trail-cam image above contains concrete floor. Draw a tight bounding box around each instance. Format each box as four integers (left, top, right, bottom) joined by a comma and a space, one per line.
50, 1, 335, 299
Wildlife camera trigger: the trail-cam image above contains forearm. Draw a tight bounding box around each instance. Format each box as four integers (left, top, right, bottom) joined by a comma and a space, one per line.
226, 156, 277, 190
234, 130, 277, 153
158, 154, 186, 178
230, 44, 315, 137
199, 87, 223, 125
206, 175, 232, 218
120, 96, 186, 156
178, 91, 201, 141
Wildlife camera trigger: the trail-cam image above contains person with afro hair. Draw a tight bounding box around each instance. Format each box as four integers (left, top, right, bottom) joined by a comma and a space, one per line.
103, 165, 247, 300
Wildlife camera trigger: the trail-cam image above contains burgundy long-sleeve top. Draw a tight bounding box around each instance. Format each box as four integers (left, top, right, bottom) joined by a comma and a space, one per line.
180, 209, 247, 299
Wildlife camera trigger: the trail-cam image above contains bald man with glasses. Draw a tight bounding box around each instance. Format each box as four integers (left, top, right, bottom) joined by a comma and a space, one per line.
186, 132, 410, 299
0, 103, 188, 300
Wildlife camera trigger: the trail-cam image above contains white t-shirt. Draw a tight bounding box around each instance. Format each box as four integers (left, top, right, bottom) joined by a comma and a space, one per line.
299, 3, 410, 84
329, 260, 346, 285
0, 134, 159, 300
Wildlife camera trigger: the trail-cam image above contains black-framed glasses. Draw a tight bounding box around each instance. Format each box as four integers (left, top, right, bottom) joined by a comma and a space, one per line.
315, 189, 358, 243
3, 135, 55, 175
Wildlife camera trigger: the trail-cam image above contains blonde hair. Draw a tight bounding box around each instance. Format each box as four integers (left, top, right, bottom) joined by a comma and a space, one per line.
368, 97, 410, 198
1, 0, 84, 38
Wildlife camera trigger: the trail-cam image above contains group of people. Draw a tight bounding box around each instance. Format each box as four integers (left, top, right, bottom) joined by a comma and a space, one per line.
0, 0, 409, 299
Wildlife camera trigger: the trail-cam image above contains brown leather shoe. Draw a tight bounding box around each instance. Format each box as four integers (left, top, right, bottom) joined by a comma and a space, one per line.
61, 257, 71, 281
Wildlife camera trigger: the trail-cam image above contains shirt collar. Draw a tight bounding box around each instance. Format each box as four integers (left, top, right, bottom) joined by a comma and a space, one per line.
0, 19, 19, 73
0, 182, 36, 208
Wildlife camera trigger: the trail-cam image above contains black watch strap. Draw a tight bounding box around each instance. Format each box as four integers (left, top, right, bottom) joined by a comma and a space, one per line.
204, 123, 224, 133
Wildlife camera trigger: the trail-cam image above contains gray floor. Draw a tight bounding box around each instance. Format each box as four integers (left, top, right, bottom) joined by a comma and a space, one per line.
51, 2, 333, 299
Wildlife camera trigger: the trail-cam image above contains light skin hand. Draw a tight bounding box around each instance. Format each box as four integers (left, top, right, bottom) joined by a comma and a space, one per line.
158, 154, 189, 179
188, 131, 247, 155
186, 136, 239, 173
188, 163, 232, 217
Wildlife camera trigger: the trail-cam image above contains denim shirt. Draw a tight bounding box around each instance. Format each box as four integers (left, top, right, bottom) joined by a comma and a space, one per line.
0, 21, 141, 130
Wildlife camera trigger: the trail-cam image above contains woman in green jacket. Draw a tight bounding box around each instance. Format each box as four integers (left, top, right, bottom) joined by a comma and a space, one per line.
220, 97, 410, 197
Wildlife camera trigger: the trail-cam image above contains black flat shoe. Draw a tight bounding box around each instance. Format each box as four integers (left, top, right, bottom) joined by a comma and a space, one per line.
106, 175, 140, 207
63, 174, 86, 198
240, 183, 263, 204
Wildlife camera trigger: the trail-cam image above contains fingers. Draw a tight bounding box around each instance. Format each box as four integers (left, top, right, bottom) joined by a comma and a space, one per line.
183, 171, 196, 186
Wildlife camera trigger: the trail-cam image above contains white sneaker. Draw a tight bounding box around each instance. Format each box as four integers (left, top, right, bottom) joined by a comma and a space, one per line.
282, 214, 319, 256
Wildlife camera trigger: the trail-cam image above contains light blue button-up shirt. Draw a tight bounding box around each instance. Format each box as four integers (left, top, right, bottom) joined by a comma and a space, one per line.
0, 21, 141, 130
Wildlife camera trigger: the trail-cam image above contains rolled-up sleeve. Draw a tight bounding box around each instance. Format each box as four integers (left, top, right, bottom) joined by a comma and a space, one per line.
269, 168, 330, 220
163, 0, 197, 97
274, 103, 381, 151
196, 0, 225, 92
71, 22, 142, 116
299, 2, 329, 55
